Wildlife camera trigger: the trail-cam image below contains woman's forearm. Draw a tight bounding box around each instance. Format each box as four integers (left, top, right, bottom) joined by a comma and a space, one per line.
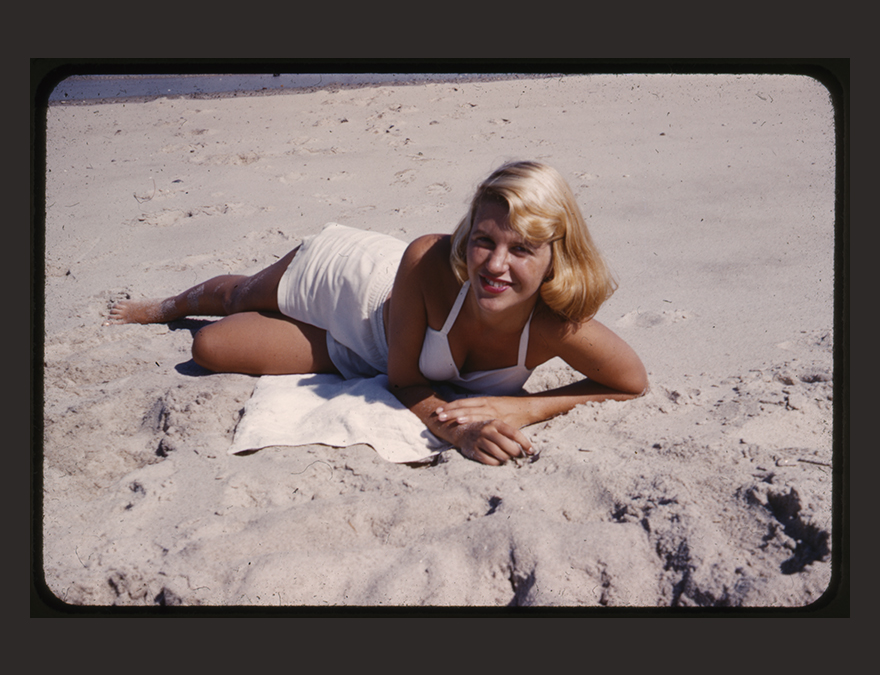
390, 383, 461, 444
389, 376, 646, 456
518, 378, 648, 426
433, 379, 647, 431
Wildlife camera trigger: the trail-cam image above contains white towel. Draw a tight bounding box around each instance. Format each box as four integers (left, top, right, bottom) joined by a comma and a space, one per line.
229, 374, 450, 464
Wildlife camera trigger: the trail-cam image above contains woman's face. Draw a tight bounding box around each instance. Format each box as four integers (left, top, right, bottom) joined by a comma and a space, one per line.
466, 200, 553, 317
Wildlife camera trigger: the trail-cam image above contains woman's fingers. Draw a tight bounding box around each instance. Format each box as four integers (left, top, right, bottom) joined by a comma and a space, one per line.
435, 397, 499, 423
465, 447, 503, 466
483, 419, 532, 456
460, 420, 533, 464
436, 397, 491, 412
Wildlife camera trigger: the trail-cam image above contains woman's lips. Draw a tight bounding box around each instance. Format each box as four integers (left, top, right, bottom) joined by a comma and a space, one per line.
479, 275, 511, 294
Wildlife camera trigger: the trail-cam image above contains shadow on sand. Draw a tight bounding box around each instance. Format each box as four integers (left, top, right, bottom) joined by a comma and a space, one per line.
168, 318, 214, 377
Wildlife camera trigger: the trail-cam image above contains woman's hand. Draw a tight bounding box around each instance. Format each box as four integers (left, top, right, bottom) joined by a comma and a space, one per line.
447, 418, 533, 466
434, 396, 532, 429
430, 397, 535, 465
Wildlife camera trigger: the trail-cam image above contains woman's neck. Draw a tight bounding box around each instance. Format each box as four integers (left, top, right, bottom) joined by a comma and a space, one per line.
463, 283, 538, 336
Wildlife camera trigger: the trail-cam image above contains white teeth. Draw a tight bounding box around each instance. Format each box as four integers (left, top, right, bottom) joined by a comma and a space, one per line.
484, 277, 508, 288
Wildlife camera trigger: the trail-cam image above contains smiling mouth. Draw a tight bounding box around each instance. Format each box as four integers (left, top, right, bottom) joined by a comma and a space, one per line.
479, 275, 511, 293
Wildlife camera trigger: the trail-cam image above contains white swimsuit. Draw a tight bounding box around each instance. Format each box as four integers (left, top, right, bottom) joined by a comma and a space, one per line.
277, 225, 534, 394
418, 280, 534, 394
277, 223, 406, 379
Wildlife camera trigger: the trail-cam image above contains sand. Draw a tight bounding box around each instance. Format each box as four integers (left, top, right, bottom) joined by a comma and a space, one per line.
40, 73, 838, 609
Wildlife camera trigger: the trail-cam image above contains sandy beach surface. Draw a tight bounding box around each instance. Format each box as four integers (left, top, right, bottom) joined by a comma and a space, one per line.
40, 73, 839, 609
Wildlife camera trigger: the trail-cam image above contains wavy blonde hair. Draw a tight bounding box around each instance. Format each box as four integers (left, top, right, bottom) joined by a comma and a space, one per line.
450, 160, 617, 323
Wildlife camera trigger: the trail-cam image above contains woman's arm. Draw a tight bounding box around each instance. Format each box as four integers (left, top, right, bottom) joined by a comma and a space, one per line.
393, 384, 533, 465
386, 236, 533, 465
433, 317, 648, 430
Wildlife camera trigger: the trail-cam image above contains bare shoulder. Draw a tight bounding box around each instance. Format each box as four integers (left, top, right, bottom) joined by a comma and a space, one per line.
402, 234, 451, 269
398, 234, 455, 286
394, 234, 461, 327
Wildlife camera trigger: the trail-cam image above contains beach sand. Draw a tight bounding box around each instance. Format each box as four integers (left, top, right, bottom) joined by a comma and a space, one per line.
40, 73, 838, 608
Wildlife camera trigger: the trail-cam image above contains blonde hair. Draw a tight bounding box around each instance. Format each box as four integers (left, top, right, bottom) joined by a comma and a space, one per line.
450, 160, 617, 323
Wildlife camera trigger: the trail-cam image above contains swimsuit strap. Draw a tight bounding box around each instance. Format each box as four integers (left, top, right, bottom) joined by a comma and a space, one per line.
517, 307, 535, 367
441, 279, 534, 367
439, 280, 470, 335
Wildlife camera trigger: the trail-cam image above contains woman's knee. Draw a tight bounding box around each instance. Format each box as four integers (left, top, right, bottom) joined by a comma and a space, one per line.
190, 312, 304, 375
191, 322, 223, 371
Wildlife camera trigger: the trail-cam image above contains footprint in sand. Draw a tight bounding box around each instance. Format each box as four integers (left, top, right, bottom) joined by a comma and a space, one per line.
426, 182, 451, 195
160, 142, 206, 156
312, 192, 350, 206
339, 204, 378, 219
134, 209, 194, 227
393, 169, 416, 186
242, 228, 294, 246
142, 252, 223, 274
279, 172, 306, 184
573, 172, 600, 187
616, 308, 693, 329
133, 204, 238, 227
193, 151, 260, 166
296, 145, 342, 156
132, 183, 189, 203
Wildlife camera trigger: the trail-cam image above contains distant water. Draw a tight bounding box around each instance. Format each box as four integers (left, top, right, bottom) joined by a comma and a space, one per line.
46, 73, 527, 103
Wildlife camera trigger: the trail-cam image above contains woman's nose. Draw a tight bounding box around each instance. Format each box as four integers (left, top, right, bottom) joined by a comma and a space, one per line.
486, 247, 509, 273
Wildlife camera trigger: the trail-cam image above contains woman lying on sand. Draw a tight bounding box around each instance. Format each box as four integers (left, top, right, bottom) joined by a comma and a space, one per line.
108, 161, 648, 465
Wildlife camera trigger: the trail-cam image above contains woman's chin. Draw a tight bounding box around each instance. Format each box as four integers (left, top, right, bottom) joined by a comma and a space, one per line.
473, 288, 526, 315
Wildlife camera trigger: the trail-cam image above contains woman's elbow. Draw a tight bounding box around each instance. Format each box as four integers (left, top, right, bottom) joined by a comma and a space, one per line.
386, 363, 428, 392
386, 363, 408, 391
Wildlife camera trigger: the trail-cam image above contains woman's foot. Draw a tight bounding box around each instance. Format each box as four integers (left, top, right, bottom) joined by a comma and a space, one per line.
104, 297, 179, 325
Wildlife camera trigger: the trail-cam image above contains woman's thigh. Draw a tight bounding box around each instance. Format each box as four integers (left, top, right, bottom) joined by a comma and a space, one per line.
192, 311, 339, 375
226, 247, 300, 314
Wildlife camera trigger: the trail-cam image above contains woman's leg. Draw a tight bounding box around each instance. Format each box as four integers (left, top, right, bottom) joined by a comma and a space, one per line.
107, 246, 337, 375
191, 310, 339, 375
105, 247, 299, 325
